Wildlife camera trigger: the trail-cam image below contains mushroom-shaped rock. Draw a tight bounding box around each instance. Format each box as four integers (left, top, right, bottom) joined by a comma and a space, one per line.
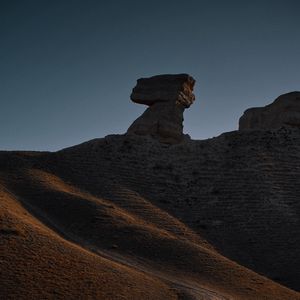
127, 74, 196, 144
239, 92, 300, 130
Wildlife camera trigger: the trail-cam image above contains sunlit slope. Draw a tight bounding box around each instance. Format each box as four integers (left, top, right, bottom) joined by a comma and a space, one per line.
0, 185, 179, 300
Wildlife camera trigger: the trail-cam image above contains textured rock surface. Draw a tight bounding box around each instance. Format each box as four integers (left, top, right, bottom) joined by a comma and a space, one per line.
55, 128, 300, 292
127, 74, 195, 144
130, 73, 195, 107
239, 92, 300, 130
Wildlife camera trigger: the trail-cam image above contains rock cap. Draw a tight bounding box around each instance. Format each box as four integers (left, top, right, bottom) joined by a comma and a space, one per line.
130, 73, 195, 107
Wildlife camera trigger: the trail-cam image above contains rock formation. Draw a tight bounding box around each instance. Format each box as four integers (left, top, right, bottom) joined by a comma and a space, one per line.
239, 91, 300, 130
127, 74, 195, 144
1, 89, 300, 299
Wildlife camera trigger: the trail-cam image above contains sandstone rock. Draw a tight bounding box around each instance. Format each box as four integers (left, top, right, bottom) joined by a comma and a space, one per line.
127, 74, 196, 144
239, 92, 300, 130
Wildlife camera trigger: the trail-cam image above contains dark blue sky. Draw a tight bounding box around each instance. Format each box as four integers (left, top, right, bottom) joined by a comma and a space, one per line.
1, 0, 299, 151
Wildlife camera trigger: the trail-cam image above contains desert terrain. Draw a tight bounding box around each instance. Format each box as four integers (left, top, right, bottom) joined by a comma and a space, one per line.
1, 76, 299, 299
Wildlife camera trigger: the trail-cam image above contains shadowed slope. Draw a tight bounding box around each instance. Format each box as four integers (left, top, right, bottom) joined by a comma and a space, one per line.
55, 129, 300, 289
0, 128, 300, 300
46, 129, 300, 291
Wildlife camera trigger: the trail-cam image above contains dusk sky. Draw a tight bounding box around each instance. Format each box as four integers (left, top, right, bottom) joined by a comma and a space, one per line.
1, 0, 299, 151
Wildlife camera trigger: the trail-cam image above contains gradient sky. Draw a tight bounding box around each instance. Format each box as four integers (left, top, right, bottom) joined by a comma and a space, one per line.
1, 0, 299, 151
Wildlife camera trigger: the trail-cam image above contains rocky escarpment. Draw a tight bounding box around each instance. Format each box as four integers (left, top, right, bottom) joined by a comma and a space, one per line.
239, 92, 300, 130
47, 86, 299, 292
127, 74, 195, 144
50, 127, 300, 292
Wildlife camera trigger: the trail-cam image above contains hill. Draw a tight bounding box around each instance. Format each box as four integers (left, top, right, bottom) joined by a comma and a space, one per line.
0, 128, 299, 299
1, 75, 299, 299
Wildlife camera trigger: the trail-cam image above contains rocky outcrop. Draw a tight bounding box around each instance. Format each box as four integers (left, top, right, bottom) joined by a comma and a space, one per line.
56, 126, 300, 292
127, 74, 195, 144
239, 92, 300, 130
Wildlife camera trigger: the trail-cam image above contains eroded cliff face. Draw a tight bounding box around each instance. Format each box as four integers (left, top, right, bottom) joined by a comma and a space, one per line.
239, 92, 300, 130
127, 74, 195, 144
53, 127, 300, 292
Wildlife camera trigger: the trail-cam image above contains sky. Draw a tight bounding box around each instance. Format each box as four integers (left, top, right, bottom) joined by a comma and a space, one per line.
0, 0, 299, 151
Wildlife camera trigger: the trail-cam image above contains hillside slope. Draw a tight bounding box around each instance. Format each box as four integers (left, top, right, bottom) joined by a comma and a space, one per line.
0, 127, 299, 299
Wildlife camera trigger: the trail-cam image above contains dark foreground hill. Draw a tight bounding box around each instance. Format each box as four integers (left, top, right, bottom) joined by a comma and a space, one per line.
1, 127, 300, 299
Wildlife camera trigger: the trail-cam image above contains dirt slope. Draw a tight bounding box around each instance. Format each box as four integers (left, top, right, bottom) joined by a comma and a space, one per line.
0, 128, 300, 299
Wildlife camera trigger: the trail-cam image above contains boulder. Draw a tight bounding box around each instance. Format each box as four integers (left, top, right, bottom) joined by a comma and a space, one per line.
127, 74, 196, 144
239, 92, 300, 130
